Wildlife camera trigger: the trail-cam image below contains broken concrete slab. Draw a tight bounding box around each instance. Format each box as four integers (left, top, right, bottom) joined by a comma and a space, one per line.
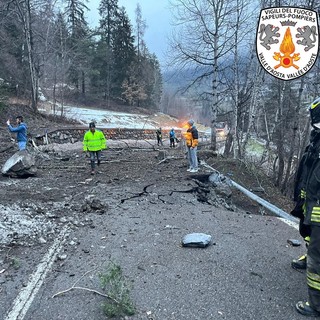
1, 150, 37, 177
208, 172, 232, 198
182, 233, 212, 248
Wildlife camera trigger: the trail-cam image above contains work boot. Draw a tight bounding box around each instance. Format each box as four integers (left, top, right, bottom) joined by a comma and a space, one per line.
91, 170, 95, 175
296, 301, 320, 317
292, 254, 307, 269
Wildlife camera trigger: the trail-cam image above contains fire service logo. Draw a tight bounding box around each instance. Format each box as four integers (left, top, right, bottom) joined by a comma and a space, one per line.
257, 7, 319, 80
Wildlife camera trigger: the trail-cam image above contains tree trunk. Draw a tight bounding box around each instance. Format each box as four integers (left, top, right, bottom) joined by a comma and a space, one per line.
241, 66, 262, 158
17, 0, 38, 110
281, 79, 305, 193
81, 70, 85, 95
275, 81, 286, 186
223, 132, 233, 157
210, 7, 219, 152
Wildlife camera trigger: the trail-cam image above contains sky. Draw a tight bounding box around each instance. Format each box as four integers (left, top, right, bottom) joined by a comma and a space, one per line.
86, 0, 172, 67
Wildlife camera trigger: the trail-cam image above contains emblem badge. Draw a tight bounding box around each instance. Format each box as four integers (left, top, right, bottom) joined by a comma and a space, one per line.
257, 7, 319, 80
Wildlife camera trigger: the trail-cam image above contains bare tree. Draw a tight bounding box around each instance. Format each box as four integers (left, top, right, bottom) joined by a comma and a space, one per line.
168, 0, 254, 151
223, 0, 257, 158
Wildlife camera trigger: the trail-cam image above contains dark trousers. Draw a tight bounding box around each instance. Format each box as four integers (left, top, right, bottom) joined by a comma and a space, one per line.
89, 151, 101, 170
307, 225, 320, 311
170, 138, 175, 147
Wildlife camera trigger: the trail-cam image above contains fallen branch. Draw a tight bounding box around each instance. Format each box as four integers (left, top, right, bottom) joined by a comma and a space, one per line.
52, 285, 119, 303
52, 268, 120, 304
105, 159, 136, 163
157, 158, 168, 165
38, 165, 86, 169
157, 156, 176, 165
31, 138, 40, 151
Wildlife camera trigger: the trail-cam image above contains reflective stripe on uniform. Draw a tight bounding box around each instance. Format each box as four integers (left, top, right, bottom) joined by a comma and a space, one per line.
311, 207, 320, 223
301, 190, 306, 198
307, 271, 320, 290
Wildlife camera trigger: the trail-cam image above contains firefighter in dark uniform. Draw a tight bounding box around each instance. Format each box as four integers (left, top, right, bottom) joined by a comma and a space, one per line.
294, 97, 320, 316
290, 134, 311, 270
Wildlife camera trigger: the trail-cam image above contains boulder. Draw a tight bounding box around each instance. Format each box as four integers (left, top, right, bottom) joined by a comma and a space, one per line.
209, 172, 232, 198
2, 150, 37, 177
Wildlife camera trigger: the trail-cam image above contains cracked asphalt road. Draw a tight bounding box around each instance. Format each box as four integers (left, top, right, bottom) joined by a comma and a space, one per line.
0, 145, 308, 320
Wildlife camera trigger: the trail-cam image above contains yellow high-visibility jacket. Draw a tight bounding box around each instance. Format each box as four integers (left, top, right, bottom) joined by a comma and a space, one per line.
83, 130, 107, 151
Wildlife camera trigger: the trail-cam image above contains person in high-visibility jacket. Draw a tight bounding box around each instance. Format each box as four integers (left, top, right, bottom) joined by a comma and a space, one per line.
295, 97, 320, 317
83, 122, 107, 175
185, 119, 199, 173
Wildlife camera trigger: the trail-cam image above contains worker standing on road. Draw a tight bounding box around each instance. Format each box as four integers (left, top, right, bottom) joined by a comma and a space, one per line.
294, 97, 320, 317
6, 116, 28, 151
83, 122, 107, 175
185, 119, 199, 173
156, 128, 163, 146
169, 128, 176, 148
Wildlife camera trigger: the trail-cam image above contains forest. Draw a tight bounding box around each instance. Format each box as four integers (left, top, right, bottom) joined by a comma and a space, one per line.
0, 0, 320, 196
0, 0, 162, 111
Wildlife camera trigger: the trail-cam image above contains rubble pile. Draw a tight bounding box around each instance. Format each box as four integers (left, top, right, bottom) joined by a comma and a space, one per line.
0, 203, 56, 246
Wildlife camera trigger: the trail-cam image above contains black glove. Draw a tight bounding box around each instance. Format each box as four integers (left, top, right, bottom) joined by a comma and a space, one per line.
290, 198, 305, 219
299, 218, 311, 239
290, 207, 304, 219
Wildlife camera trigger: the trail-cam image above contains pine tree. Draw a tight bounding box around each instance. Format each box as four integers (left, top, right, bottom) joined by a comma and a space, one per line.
98, 0, 119, 103
65, 0, 90, 94
129, 50, 162, 110
111, 7, 135, 98
0, 6, 25, 93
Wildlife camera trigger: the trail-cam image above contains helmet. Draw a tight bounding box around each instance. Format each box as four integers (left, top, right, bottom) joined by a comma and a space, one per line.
310, 98, 320, 125
89, 122, 96, 128
188, 119, 194, 126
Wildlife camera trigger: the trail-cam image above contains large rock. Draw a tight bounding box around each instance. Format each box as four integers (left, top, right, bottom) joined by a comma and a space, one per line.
209, 172, 232, 198
2, 150, 37, 177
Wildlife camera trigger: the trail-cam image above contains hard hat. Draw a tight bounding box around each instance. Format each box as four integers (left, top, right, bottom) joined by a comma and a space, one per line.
188, 119, 194, 125
310, 98, 320, 125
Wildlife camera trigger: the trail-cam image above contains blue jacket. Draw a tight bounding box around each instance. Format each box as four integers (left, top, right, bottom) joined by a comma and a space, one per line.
8, 122, 27, 142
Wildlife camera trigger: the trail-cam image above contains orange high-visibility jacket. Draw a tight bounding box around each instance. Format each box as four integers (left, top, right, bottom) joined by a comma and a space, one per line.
185, 126, 199, 147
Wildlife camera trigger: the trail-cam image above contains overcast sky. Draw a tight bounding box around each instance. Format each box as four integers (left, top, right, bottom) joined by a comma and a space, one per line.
86, 0, 172, 66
